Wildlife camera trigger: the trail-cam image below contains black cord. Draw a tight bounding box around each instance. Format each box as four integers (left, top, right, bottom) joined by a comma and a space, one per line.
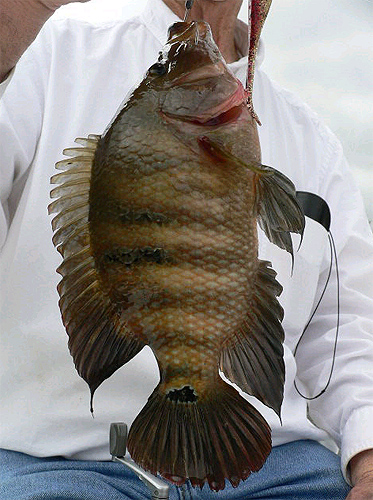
293, 231, 340, 400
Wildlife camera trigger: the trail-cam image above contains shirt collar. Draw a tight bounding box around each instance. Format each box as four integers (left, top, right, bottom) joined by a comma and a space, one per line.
140, 0, 180, 46
140, 0, 265, 80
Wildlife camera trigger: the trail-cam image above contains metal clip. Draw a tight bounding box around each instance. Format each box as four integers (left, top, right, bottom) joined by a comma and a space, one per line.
110, 422, 170, 500
184, 0, 195, 22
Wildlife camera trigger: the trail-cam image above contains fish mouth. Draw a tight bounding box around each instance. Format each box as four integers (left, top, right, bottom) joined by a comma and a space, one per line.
161, 83, 248, 126
160, 19, 248, 126
167, 21, 211, 45
199, 103, 245, 126
170, 61, 226, 86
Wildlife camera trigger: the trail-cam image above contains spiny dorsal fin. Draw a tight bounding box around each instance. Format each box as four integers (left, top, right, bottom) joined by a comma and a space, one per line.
220, 260, 285, 418
49, 136, 144, 411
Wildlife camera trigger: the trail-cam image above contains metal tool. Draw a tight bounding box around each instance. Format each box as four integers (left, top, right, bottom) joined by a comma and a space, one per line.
110, 422, 170, 500
184, 0, 195, 22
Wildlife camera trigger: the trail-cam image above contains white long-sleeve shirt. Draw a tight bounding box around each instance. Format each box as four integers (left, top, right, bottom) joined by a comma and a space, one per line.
1, 0, 372, 483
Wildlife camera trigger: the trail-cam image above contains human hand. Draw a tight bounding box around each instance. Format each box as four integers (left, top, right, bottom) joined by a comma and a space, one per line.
1, 0, 92, 82
346, 474, 373, 499
36, 0, 91, 12
347, 449, 373, 499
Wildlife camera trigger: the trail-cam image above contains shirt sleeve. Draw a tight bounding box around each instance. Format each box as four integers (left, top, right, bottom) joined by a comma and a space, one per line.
0, 27, 50, 250
293, 129, 373, 483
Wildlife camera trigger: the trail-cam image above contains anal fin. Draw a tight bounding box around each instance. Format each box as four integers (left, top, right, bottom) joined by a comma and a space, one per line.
220, 260, 285, 418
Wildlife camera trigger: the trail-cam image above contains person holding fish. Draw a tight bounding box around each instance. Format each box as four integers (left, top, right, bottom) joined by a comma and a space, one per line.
0, 0, 372, 498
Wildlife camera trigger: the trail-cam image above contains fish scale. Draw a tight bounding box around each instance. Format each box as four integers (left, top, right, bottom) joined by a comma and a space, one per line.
49, 12, 304, 492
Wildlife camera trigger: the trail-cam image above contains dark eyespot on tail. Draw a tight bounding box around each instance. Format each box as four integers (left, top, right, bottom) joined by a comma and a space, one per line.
166, 385, 198, 403
128, 379, 271, 491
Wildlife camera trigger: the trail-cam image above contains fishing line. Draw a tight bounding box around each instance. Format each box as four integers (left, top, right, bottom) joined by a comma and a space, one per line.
184, 0, 195, 21
293, 230, 340, 400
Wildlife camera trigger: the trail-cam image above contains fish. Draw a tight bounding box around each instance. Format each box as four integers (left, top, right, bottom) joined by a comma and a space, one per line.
48, 5, 304, 493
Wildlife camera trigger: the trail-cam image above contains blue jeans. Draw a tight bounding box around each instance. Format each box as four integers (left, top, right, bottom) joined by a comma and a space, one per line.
0, 440, 350, 499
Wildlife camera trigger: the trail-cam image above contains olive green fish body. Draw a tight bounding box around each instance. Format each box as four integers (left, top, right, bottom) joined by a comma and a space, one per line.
90, 98, 258, 397
49, 17, 304, 492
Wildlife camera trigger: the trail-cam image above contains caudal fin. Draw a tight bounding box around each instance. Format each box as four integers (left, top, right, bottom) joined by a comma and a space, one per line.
127, 378, 271, 491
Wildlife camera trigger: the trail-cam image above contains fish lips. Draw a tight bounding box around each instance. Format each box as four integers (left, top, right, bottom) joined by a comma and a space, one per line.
148, 20, 246, 124
167, 21, 213, 45
160, 79, 248, 126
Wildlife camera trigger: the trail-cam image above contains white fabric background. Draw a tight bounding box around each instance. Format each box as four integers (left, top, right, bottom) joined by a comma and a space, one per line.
54, 0, 373, 226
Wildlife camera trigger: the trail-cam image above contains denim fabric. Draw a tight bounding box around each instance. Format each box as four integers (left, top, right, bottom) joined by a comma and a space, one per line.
0, 440, 350, 499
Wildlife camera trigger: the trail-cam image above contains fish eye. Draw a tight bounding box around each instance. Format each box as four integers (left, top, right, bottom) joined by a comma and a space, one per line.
148, 62, 168, 77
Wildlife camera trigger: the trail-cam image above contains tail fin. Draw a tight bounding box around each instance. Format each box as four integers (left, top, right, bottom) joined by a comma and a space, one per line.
127, 378, 271, 492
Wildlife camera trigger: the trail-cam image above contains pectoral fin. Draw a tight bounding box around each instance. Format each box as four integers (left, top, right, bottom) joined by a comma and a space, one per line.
252, 164, 305, 259
198, 136, 305, 257
49, 136, 144, 410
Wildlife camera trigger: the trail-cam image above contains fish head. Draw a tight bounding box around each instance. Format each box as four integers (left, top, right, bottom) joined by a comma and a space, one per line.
143, 21, 248, 126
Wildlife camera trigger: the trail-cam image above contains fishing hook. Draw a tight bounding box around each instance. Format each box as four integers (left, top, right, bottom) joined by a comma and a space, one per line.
184, 0, 195, 22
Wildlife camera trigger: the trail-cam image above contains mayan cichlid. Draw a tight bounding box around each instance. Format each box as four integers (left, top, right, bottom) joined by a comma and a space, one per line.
49, 12, 304, 494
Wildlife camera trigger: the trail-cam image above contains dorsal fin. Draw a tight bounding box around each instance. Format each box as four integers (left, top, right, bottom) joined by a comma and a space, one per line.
49, 136, 144, 411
